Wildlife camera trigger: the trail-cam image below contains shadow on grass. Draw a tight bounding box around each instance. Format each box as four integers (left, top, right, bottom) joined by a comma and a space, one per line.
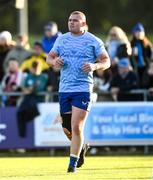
82, 166, 152, 171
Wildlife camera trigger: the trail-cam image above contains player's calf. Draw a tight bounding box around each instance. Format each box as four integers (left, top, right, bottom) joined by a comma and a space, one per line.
61, 113, 72, 140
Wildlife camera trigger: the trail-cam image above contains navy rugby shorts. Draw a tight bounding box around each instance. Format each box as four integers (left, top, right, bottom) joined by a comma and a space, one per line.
59, 92, 92, 114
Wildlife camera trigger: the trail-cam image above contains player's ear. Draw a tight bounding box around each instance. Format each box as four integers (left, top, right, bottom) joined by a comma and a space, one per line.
82, 21, 86, 27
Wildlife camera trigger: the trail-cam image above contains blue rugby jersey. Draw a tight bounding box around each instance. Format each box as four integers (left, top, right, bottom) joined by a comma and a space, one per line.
50, 32, 106, 92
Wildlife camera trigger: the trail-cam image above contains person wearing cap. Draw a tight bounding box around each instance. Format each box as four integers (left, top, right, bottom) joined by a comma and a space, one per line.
131, 23, 152, 87
110, 58, 139, 101
41, 21, 62, 53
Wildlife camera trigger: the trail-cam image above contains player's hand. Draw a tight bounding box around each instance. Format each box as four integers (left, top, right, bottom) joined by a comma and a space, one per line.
53, 57, 64, 69
82, 63, 96, 73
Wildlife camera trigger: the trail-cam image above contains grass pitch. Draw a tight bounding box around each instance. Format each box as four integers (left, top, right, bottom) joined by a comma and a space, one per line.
0, 156, 152, 180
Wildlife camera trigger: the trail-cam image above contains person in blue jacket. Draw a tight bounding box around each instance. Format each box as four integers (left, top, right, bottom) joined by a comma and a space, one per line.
41, 22, 62, 53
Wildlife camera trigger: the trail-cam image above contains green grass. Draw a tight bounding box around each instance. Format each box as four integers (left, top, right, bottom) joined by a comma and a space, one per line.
0, 156, 152, 180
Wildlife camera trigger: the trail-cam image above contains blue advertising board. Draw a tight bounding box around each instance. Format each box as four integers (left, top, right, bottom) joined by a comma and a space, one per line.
84, 102, 153, 145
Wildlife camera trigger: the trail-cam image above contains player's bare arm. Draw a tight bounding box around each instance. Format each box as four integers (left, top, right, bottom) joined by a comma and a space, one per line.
96, 52, 111, 70
82, 52, 111, 73
46, 51, 64, 68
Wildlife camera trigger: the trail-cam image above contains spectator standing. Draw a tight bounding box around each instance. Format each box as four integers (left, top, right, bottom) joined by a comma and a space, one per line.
131, 23, 152, 87
4, 34, 32, 70
41, 22, 62, 53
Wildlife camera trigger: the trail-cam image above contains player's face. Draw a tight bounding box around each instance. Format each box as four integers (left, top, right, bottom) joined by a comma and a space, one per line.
68, 14, 86, 35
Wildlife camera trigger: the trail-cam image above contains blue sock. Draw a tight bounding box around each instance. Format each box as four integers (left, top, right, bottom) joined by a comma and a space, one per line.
69, 154, 79, 168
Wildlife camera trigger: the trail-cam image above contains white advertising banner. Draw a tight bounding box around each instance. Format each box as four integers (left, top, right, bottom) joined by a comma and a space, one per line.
34, 103, 70, 147
34, 102, 153, 147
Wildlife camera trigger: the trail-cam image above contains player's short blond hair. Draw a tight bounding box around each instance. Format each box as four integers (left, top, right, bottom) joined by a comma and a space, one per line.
70, 11, 86, 22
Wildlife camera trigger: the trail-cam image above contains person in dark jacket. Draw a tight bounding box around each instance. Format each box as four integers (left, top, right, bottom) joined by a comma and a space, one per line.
131, 23, 152, 87
110, 58, 139, 101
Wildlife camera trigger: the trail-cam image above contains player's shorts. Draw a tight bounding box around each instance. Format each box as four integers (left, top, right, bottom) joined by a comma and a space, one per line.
59, 92, 92, 114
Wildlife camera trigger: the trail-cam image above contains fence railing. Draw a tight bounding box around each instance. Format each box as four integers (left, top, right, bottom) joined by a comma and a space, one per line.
96, 89, 149, 101
0, 89, 151, 106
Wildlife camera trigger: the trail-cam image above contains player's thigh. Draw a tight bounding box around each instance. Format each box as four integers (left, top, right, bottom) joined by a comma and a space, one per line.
71, 106, 88, 130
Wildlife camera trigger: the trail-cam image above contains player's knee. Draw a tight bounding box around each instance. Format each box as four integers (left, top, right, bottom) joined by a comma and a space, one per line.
72, 124, 82, 136
63, 127, 72, 140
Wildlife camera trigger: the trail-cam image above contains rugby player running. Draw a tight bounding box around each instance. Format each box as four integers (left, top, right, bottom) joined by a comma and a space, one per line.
47, 11, 110, 173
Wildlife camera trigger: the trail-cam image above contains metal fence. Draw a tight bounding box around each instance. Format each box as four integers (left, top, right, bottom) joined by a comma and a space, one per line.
0, 89, 151, 107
